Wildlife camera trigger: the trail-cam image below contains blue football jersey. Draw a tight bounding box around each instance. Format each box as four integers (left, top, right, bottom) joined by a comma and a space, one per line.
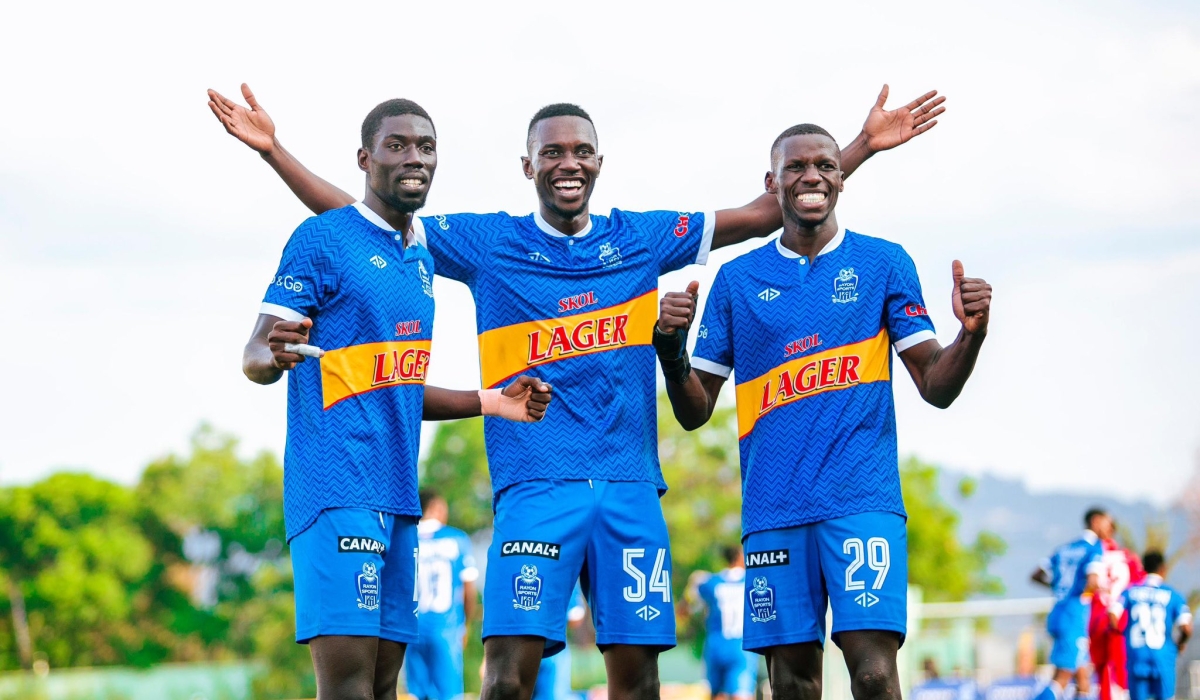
262, 203, 434, 539
414, 209, 713, 492
697, 568, 747, 657
1043, 532, 1104, 602
1117, 575, 1192, 677
692, 231, 936, 534
416, 520, 478, 634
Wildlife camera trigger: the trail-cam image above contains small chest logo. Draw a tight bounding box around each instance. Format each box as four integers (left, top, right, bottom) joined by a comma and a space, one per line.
417, 260, 434, 298
748, 576, 777, 623
528, 251, 551, 263
599, 242, 622, 268
370, 255, 388, 269
356, 562, 381, 611
832, 268, 859, 304
512, 565, 544, 611
758, 288, 781, 302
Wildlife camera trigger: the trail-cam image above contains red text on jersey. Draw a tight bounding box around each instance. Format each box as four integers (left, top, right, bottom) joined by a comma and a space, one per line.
559, 291, 598, 313
528, 315, 629, 363
759, 355, 861, 413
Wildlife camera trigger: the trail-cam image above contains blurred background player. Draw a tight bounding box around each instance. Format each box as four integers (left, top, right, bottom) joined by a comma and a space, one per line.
687, 545, 757, 700
1109, 551, 1192, 700
1031, 508, 1110, 700
658, 123, 989, 700
1092, 522, 1147, 700
208, 80, 944, 700
406, 489, 479, 700
532, 584, 587, 700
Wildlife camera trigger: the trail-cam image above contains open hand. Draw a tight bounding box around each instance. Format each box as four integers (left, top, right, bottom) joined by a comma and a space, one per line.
658, 281, 700, 334
504, 376, 553, 421
267, 318, 313, 370
951, 260, 991, 335
208, 83, 276, 154
863, 84, 946, 153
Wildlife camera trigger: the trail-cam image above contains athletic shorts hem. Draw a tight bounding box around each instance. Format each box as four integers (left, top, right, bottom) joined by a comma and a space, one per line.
481, 626, 565, 644
594, 633, 677, 649
830, 621, 907, 636
295, 625, 418, 645
743, 632, 823, 653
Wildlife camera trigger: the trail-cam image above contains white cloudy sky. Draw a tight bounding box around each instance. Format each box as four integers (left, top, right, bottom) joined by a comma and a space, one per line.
1, 0, 1197, 504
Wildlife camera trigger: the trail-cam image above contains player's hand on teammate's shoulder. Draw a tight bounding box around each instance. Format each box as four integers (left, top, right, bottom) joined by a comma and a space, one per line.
501, 376, 553, 422
862, 84, 946, 153
267, 318, 314, 370
207, 83, 276, 155
951, 260, 991, 336
657, 280, 700, 335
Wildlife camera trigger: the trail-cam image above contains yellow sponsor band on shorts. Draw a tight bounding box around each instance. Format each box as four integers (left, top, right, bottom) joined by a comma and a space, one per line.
734, 330, 890, 439
321, 340, 432, 409
477, 290, 658, 389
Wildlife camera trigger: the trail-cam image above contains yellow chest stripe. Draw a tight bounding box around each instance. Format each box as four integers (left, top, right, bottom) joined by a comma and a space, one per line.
321, 340, 432, 409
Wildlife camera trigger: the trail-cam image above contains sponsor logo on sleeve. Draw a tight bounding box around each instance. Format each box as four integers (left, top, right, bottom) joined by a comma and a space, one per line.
745, 549, 790, 568
904, 304, 928, 317
673, 213, 692, 238
273, 275, 304, 293
501, 540, 561, 560
338, 536, 387, 556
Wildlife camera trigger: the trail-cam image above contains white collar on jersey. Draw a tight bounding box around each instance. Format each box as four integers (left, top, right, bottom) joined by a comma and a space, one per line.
775, 228, 845, 259
417, 518, 444, 535
353, 201, 419, 247
1082, 530, 1099, 544
1145, 574, 1164, 586
534, 209, 593, 239
723, 567, 746, 582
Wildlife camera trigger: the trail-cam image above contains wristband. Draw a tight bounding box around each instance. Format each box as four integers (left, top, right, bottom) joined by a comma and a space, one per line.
479, 388, 537, 422
652, 326, 692, 384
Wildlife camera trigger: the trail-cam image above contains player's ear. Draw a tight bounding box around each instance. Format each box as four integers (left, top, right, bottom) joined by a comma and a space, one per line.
595, 154, 603, 175
358, 148, 370, 174
765, 171, 778, 194
521, 156, 534, 180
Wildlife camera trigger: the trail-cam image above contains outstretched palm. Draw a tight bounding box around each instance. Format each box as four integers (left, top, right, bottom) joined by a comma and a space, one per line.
862, 84, 946, 153
207, 83, 276, 154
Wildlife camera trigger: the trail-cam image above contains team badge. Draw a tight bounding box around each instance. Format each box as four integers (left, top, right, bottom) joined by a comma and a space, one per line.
748, 576, 777, 623
598, 242, 622, 268
512, 565, 543, 611
356, 562, 380, 611
418, 260, 434, 298
832, 268, 859, 304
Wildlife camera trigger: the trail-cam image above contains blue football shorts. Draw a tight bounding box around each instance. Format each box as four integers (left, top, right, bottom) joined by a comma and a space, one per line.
404, 625, 464, 700
290, 507, 419, 644
706, 648, 759, 696
483, 479, 675, 654
1130, 672, 1174, 700
741, 511, 908, 652
1046, 598, 1089, 671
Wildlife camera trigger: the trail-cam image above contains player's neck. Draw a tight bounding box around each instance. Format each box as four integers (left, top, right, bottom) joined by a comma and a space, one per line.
779, 216, 839, 260
539, 203, 590, 235
363, 190, 415, 236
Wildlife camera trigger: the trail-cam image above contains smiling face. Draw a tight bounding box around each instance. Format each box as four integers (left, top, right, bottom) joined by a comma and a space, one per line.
522, 115, 602, 221
358, 114, 437, 214
766, 133, 843, 230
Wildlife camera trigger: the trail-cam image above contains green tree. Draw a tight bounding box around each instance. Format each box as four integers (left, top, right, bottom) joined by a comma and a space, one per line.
901, 456, 1006, 601
420, 417, 493, 532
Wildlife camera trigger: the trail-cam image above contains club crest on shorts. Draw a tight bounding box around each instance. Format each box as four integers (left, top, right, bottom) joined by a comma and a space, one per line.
748, 576, 777, 623
356, 562, 380, 611
832, 268, 859, 304
512, 564, 543, 611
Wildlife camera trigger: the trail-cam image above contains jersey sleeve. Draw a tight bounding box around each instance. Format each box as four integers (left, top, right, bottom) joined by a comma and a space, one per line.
885, 246, 937, 353
458, 533, 479, 583
692, 267, 735, 379
415, 213, 508, 284
261, 217, 338, 321
1085, 543, 1106, 576
619, 209, 716, 274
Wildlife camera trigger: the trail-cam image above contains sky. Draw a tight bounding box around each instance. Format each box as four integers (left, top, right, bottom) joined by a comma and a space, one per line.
1, 0, 1197, 504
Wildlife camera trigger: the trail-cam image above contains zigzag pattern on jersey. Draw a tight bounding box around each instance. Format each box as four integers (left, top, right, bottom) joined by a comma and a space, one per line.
703, 234, 921, 535
269, 206, 432, 540
422, 211, 681, 491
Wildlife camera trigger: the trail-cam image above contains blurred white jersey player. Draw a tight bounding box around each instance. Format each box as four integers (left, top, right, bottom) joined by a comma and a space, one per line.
688, 545, 759, 700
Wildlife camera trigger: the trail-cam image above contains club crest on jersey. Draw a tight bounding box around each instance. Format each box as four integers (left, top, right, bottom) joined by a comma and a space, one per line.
356, 562, 380, 611
338, 536, 386, 556
599, 242, 622, 268
418, 261, 434, 298
512, 565, 543, 611
748, 577, 777, 623
832, 268, 859, 304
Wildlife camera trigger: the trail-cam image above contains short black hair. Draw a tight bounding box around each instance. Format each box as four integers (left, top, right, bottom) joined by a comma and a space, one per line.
527, 103, 596, 151
419, 488, 442, 512
770, 123, 838, 167
1142, 550, 1165, 575
721, 544, 741, 566
1084, 507, 1108, 528
361, 99, 435, 150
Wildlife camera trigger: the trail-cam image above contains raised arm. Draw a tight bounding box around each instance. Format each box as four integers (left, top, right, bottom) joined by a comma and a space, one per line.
899, 261, 990, 409
654, 281, 728, 430
208, 83, 355, 215
711, 85, 945, 250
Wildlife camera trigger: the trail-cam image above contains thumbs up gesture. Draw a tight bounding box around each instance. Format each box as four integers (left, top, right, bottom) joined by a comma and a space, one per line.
951, 260, 991, 335
657, 280, 701, 334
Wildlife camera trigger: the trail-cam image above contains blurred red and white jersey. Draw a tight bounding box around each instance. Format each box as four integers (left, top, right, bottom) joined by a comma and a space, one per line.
1093, 539, 1146, 611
